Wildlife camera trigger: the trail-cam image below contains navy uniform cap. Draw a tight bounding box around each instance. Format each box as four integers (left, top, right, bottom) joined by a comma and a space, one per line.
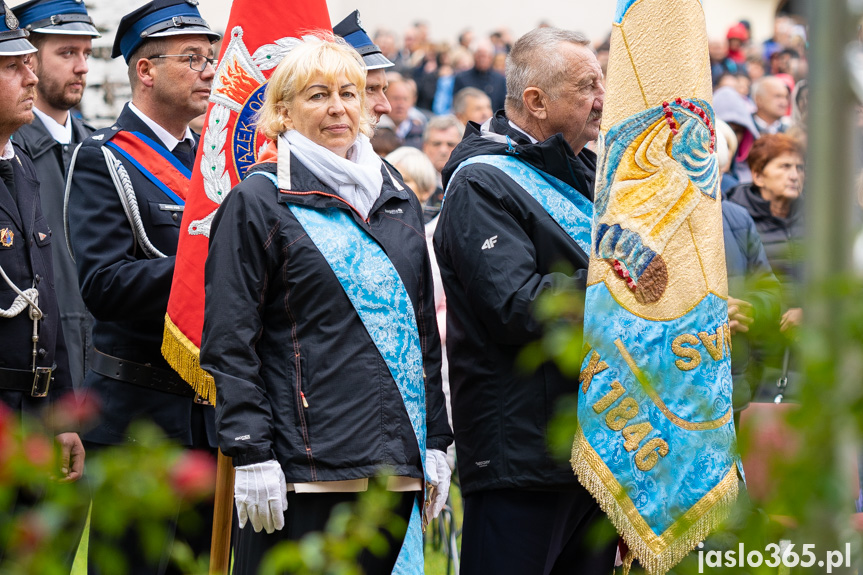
13, 0, 100, 37
0, 2, 36, 56
334, 10, 393, 71
112, 0, 221, 63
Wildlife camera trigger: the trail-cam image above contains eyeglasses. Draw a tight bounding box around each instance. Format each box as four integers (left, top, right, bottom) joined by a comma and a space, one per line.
149, 53, 216, 72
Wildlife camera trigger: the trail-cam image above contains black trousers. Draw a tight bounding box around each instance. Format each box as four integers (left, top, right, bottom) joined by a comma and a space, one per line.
232, 490, 416, 575
460, 486, 618, 575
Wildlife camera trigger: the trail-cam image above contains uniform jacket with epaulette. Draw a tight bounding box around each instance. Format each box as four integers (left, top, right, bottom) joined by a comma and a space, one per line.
14, 113, 94, 388
66, 104, 216, 448
0, 143, 72, 418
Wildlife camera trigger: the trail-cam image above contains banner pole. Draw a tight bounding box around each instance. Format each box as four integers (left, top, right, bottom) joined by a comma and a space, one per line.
209, 450, 235, 575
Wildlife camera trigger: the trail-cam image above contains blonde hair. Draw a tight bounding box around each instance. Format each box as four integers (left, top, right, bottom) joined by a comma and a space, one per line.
257, 34, 371, 140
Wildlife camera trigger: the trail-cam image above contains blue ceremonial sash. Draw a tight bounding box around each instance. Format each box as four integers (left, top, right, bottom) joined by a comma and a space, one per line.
446, 154, 593, 253
251, 172, 426, 574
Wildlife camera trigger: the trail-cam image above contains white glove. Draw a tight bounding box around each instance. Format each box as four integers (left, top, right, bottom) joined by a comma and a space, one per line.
425, 449, 451, 521
234, 459, 287, 534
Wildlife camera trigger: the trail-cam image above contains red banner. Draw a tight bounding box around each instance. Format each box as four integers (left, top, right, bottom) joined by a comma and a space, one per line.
163, 0, 332, 401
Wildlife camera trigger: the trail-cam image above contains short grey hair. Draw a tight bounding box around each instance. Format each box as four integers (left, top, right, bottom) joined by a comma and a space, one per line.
452, 87, 489, 118
423, 114, 465, 142
505, 27, 590, 115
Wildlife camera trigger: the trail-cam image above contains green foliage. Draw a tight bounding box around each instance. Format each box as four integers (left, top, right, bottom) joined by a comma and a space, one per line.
1, 402, 458, 575
520, 246, 863, 573
0, 408, 217, 575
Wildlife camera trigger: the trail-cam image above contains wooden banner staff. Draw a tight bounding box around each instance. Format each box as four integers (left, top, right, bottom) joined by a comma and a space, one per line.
209, 450, 235, 575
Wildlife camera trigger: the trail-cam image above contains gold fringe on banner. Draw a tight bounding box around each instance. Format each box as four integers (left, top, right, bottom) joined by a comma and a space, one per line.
572, 426, 738, 575
161, 314, 217, 403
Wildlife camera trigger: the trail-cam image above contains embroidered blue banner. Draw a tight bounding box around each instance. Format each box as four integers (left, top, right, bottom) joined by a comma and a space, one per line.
576, 284, 738, 568
252, 171, 426, 574
572, 1, 739, 573
447, 154, 593, 254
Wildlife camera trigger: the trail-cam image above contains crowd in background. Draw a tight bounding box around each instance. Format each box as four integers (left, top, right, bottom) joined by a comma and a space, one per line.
368, 12, 811, 415
366, 13, 810, 177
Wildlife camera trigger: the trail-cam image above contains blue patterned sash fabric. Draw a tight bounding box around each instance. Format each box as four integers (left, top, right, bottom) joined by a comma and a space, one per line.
393, 499, 424, 575
251, 171, 426, 574
447, 154, 593, 254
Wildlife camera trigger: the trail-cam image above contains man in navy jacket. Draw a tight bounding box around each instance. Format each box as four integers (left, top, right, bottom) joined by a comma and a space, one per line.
65, 1, 220, 571
0, 4, 85, 566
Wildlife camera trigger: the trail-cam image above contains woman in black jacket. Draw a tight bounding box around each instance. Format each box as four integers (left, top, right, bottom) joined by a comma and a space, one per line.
199, 36, 452, 575
726, 133, 805, 397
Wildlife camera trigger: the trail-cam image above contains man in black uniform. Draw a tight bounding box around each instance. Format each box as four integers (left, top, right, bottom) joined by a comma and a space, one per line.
65, 1, 219, 572
334, 10, 394, 123
12, 0, 100, 390
0, 0, 85, 564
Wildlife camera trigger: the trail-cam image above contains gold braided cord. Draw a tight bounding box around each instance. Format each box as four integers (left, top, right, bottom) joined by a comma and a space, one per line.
161, 314, 217, 403
572, 426, 738, 574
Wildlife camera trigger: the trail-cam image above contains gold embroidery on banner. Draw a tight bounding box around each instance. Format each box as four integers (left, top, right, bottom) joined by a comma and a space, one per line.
583, 279, 729, 322
571, 426, 739, 574
697, 328, 724, 361
722, 323, 732, 353
606, 397, 640, 431
580, 350, 610, 394
581, 343, 592, 365
615, 339, 732, 431
672, 333, 701, 371
634, 437, 670, 471
622, 421, 653, 452
687, 218, 711, 291
592, 380, 626, 414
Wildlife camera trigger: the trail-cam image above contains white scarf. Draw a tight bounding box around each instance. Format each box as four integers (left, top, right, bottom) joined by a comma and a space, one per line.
281, 130, 384, 219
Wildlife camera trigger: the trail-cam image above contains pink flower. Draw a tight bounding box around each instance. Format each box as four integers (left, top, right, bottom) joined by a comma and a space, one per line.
170, 450, 217, 499
0, 403, 16, 476
10, 511, 49, 553
23, 434, 53, 469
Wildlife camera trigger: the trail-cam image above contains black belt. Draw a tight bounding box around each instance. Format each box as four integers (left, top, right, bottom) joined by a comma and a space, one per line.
0, 366, 54, 397
90, 350, 209, 404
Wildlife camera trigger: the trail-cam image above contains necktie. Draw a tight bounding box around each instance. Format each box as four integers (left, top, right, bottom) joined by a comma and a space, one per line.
173, 140, 195, 171
0, 159, 16, 203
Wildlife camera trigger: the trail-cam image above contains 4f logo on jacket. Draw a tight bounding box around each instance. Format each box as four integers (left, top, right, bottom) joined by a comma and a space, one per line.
481, 235, 498, 250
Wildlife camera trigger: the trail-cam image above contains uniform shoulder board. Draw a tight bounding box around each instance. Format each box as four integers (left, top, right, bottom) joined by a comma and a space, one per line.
88, 125, 121, 144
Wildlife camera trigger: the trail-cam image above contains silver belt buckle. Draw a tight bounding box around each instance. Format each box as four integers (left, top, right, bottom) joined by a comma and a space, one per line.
31, 367, 52, 397
193, 393, 211, 406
